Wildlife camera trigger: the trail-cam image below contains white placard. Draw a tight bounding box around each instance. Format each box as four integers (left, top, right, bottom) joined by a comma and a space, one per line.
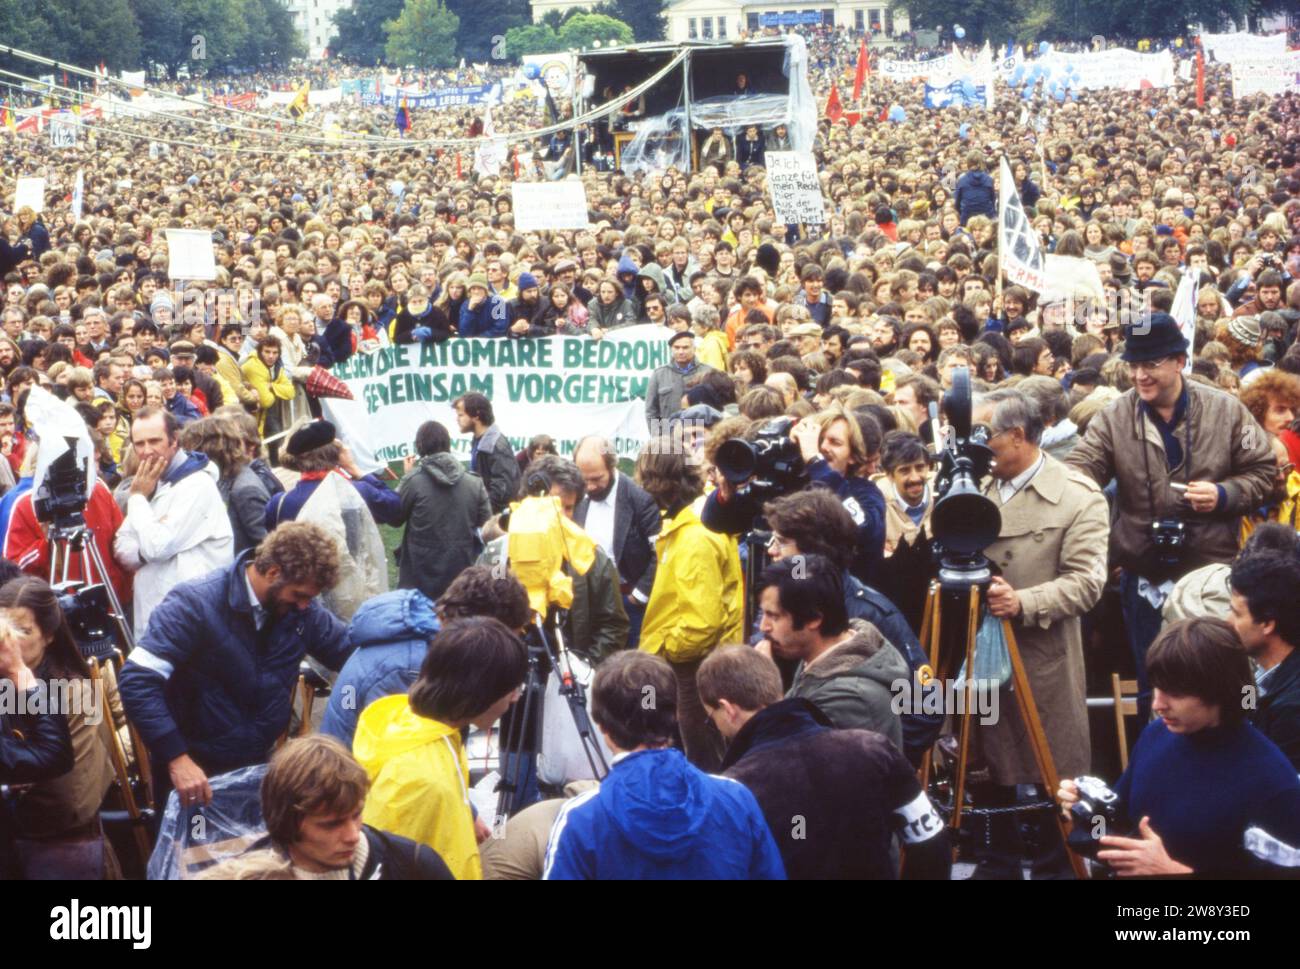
1200, 31, 1287, 65
13, 177, 45, 213
511, 180, 590, 231
164, 228, 218, 281
49, 114, 77, 148
1232, 51, 1300, 97
71, 170, 84, 221
766, 152, 826, 226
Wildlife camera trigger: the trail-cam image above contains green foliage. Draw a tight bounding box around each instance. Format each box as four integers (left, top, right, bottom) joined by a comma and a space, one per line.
556, 12, 634, 49
384, 0, 460, 69
331, 0, 405, 64
504, 24, 565, 58
591, 0, 666, 42
443, 0, 530, 63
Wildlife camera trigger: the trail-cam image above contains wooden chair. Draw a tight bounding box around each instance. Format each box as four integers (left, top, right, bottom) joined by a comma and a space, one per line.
1111, 673, 1141, 771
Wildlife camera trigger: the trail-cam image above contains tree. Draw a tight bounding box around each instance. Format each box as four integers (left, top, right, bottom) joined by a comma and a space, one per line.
888, 0, 1026, 42
331, 0, 404, 64
504, 23, 564, 58
556, 13, 634, 50
41, 0, 142, 69
592, 0, 665, 42
444, 0, 529, 63
384, 0, 460, 69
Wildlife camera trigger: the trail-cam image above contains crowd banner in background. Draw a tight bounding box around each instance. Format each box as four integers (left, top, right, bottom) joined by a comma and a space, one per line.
322, 326, 667, 470
1199, 31, 1287, 65
767, 152, 827, 225
511, 180, 591, 231
359, 83, 503, 109
1231, 51, 1300, 97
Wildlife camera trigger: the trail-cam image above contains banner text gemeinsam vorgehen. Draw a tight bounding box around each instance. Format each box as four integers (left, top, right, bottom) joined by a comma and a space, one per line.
322, 325, 670, 469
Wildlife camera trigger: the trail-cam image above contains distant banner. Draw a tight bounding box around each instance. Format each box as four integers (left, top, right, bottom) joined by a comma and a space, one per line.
209, 92, 257, 110
322, 326, 671, 466
511, 180, 590, 231
1232, 51, 1300, 97
759, 11, 821, 25
879, 55, 953, 82
766, 152, 826, 225
340, 78, 375, 97
1004, 47, 1175, 94
360, 84, 502, 109
1200, 31, 1287, 65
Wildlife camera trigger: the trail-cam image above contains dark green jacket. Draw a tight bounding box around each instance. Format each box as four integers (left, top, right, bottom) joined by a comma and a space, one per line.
478, 536, 629, 661
396, 453, 492, 601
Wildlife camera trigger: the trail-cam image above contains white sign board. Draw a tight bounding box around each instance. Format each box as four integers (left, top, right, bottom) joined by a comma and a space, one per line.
1232, 51, 1300, 97
1200, 31, 1287, 65
511, 180, 590, 231
164, 228, 218, 281
766, 152, 826, 226
13, 177, 45, 213
49, 114, 77, 148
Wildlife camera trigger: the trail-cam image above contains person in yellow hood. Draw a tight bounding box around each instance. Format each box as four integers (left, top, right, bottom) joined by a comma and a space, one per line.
352, 616, 527, 880
635, 438, 743, 774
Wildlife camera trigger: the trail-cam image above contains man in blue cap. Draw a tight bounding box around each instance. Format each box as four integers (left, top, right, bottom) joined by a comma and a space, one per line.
1067, 312, 1275, 719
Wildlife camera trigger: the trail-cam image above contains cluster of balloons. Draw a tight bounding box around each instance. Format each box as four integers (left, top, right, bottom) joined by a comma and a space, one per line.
1006, 53, 1080, 103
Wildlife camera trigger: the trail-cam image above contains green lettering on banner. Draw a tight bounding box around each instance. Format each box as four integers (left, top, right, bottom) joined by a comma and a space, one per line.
563, 340, 584, 369
536, 341, 553, 368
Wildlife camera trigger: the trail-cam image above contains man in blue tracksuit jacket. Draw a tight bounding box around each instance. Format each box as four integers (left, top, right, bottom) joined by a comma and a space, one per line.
543, 652, 785, 880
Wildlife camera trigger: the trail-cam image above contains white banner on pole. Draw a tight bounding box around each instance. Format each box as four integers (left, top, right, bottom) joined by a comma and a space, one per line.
71, 170, 84, 221
164, 228, 218, 281
511, 180, 590, 231
766, 152, 826, 225
998, 157, 1047, 293
49, 113, 78, 148
13, 177, 45, 213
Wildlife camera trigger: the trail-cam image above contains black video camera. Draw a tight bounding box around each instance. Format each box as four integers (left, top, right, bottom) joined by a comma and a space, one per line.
929, 368, 1001, 574
53, 581, 119, 661
714, 416, 808, 512
1066, 775, 1129, 860
33, 437, 90, 533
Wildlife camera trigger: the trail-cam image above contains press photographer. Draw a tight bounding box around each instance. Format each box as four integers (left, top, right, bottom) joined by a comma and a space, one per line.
1057, 618, 1300, 877
1067, 313, 1275, 718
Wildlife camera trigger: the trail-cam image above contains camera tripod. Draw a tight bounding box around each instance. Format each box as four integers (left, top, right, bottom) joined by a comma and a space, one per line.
916, 569, 1086, 880
48, 522, 135, 654
495, 611, 609, 820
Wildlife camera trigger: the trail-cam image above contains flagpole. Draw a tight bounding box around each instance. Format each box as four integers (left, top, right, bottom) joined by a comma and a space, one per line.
996, 153, 1005, 308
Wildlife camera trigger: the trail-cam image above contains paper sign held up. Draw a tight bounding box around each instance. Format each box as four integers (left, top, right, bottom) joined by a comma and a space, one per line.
164, 228, 218, 281
766, 152, 826, 226
13, 177, 45, 214
511, 180, 590, 232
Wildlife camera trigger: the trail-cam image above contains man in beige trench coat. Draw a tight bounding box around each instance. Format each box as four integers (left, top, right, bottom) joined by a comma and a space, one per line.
970, 388, 1110, 879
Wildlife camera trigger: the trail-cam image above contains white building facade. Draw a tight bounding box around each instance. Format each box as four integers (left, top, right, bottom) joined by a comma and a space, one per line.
283, 0, 354, 59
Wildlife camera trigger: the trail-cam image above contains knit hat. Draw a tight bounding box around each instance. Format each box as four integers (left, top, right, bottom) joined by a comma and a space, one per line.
150, 291, 175, 316
1226, 315, 1261, 347
1120, 312, 1190, 362
516, 272, 539, 292
467, 273, 489, 291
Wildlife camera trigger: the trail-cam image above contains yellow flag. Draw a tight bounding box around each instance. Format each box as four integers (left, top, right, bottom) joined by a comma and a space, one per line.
287, 81, 309, 120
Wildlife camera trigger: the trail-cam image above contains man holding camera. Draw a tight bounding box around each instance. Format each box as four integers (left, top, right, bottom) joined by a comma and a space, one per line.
969, 388, 1110, 879
1068, 314, 1275, 720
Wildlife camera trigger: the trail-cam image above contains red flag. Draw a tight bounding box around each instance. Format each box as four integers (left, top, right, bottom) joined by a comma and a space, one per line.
826, 83, 844, 124
1195, 49, 1205, 108
852, 38, 868, 101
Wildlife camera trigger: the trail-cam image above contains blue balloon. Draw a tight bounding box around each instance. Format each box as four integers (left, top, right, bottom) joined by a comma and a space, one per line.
1021, 87, 1034, 100
954, 25, 966, 39
1010, 64, 1025, 86
524, 63, 541, 80
958, 122, 970, 139
960, 78, 977, 100
1053, 87, 1066, 101
888, 105, 907, 123
1039, 41, 1051, 55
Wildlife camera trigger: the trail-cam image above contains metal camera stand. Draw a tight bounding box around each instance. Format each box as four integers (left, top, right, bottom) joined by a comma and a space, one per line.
495, 611, 609, 820
48, 521, 136, 654
916, 565, 1086, 880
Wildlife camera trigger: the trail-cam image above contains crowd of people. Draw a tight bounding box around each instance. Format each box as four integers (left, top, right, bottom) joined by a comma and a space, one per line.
1, 25, 1300, 881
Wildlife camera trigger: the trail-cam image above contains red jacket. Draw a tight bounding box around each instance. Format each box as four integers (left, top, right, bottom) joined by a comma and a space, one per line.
3, 478, 131, 605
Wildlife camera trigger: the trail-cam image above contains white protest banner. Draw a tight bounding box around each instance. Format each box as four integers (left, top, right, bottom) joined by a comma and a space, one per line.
13, 177, 45, 213
879, 54, 952, 82
1232, 52, 1300, 97
1170, 269, 1201, 375
511, 179, 590, 231
71, 170, 84, 221
49, 114, 77, 148
1200, 31, 1286, 65
163, 228, 217, 281
321, 325, 672, 467
998, 157, 1047, 292
1038, 255, 1105, 305
766, 152, 826, 225
119, 70, 146, 89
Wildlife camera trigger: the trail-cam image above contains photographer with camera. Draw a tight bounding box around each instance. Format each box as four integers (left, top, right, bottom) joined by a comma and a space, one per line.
1067, 314, 1275, 720
1057, 618, 1300, 877
965, 388, 1110, 879
1232, 267, 1289, 319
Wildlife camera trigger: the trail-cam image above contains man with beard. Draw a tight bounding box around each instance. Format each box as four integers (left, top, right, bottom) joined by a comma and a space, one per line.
120, 523, 353, 809
573, 436, 661, 647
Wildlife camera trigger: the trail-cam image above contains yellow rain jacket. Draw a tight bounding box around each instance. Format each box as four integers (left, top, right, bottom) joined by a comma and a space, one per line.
696, 329, 730, 373
352, 694, 481, 880
1240, 471, 1300, 546
639, 495, 743, 664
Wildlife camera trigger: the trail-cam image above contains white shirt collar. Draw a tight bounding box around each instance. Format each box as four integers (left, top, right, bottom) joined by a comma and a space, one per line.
998, 451, 1046, 503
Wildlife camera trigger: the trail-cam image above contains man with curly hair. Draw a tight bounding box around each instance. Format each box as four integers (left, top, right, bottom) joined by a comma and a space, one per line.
121, 522, 353, 810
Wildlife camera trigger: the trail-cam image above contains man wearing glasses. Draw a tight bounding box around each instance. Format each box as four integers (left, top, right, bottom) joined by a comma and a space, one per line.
1068, 313, 1275, 719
